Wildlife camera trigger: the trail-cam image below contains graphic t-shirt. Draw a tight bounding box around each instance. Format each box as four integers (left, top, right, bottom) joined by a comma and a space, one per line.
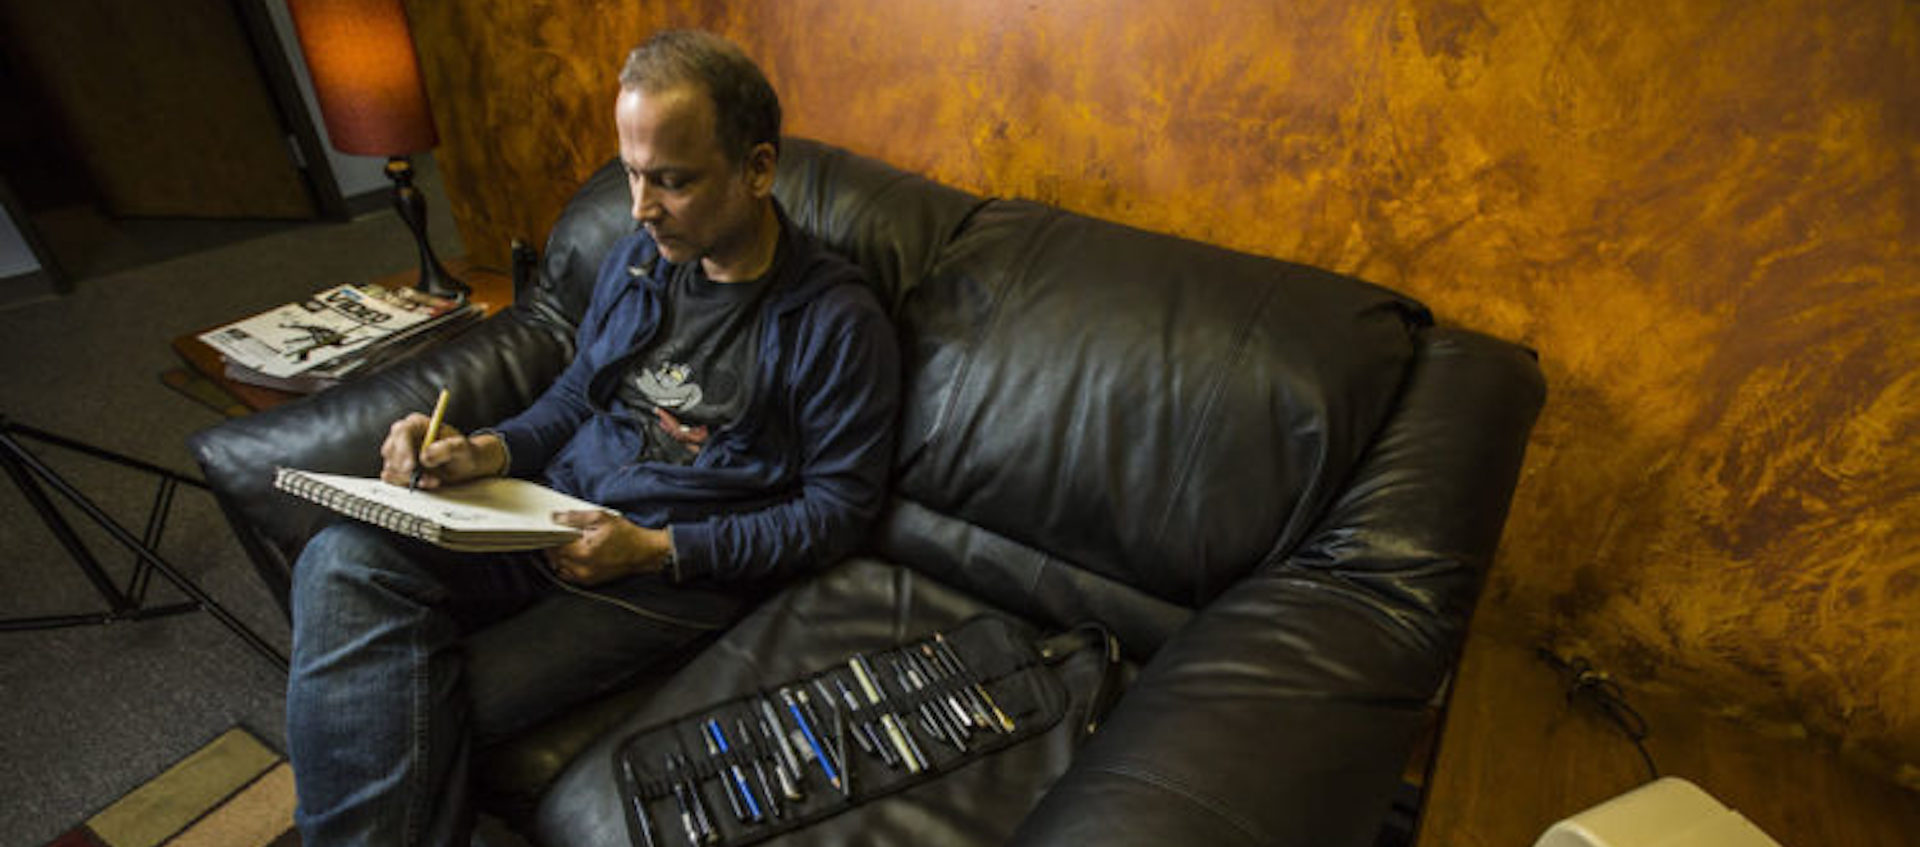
614, 260, 773, 465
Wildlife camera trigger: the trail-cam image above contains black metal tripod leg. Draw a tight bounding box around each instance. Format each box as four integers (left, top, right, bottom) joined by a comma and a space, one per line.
0, 426, 288, 673
0, 435, 134, 614
127, 475, 177, 606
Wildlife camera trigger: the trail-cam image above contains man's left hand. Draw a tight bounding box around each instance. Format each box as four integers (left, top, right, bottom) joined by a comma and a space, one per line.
545, 510, 671, 585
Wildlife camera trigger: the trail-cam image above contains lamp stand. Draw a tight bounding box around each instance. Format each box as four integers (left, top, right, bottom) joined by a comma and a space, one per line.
385, 155, 469, 299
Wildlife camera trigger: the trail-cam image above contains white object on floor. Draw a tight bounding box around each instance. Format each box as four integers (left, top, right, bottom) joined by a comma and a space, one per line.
1533, 777, 1785, 847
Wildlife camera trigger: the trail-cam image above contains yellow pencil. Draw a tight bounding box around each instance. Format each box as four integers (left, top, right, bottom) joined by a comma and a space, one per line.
409, 387, 450, 491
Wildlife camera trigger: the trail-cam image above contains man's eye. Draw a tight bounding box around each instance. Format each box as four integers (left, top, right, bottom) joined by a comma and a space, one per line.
627, 170, 691, 191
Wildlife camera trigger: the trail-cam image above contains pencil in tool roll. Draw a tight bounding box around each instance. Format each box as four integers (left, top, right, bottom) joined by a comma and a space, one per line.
780, 686, 840, 788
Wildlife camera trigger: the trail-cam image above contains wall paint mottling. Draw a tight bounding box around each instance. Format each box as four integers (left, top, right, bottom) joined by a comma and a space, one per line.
408, 0, 1920, 784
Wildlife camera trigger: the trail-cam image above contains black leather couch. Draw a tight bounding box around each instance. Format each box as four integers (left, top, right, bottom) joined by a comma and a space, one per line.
189, 138, 1544, 846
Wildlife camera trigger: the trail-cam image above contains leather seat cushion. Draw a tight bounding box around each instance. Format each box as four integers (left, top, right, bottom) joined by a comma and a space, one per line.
529, 558, 1123, 847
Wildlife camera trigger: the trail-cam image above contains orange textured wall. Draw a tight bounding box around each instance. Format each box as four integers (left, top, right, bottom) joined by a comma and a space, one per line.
408, 0, 1920, 783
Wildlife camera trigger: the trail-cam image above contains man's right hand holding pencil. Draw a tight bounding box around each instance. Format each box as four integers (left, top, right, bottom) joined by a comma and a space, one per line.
379, 407, 509, 490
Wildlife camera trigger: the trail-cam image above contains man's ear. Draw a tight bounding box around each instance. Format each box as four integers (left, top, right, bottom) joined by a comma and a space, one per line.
743, 141, 778, 197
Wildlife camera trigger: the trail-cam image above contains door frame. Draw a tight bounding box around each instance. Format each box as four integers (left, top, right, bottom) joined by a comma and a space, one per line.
230, 0, 350, 222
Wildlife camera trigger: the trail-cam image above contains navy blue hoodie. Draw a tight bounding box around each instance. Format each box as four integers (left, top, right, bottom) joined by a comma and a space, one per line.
490, 215, 900, 587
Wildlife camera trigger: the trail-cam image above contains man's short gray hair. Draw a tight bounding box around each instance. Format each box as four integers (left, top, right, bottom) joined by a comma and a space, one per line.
620, 30, 781, 163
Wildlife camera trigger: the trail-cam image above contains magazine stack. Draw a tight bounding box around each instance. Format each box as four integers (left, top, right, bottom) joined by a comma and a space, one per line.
197, 284, 482, 394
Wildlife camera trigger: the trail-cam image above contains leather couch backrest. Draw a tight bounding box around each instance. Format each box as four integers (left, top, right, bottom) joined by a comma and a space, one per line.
529, 161, 631, 328
883, 200, 1432, 614
769, 139, 987, 315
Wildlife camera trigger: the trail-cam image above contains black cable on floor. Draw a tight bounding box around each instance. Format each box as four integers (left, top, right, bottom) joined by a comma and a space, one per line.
1537, 647, 1660, 782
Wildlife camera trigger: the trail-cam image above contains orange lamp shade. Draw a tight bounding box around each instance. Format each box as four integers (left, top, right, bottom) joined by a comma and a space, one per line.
287, 0, 438, 156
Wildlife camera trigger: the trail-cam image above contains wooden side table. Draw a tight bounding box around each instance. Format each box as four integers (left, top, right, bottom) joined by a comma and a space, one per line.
169, 260, 514, 414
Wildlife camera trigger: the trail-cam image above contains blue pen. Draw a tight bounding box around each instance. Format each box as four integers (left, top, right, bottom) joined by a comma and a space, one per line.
779, 686, 841, 788
703, 719, 762, 822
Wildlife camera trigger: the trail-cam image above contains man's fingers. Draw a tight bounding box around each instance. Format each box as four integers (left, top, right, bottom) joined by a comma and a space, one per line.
543, 549, 574, 581
417, 428, 464, 469
380, 413, 440, 484
550, 509, 619, 528
388, 412, 431, 447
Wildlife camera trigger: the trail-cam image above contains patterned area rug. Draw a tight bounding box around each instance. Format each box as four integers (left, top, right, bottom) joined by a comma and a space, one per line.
44, 727, 297, 847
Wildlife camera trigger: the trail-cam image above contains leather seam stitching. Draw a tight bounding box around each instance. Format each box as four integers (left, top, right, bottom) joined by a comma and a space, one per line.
921, 205, 1064, 456
1088, 761, 1267, 844
1153, 280, 1282, 604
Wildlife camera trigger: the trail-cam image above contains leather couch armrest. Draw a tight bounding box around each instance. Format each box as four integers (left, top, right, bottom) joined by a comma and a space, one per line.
1009, 328, 1545, 847
187, 309, 574, 612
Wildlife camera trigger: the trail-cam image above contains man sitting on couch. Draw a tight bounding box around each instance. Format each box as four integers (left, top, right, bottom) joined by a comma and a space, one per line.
284, 30, 901, 845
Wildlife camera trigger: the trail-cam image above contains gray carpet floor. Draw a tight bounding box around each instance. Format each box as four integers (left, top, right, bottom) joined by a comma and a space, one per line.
0, 161, 466, 845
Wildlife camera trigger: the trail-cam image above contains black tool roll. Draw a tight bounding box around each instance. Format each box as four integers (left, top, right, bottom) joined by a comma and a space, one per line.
611, 615, 1118, 847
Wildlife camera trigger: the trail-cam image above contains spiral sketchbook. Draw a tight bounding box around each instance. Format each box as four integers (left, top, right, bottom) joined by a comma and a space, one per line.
273, 468, 599, 552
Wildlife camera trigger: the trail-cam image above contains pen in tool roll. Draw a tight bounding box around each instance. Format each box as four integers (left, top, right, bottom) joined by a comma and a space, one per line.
617, 752, 660, 847
833, 674, 893, 766
910, 648, 976, 737
702, 720, 760, 823
665, 754, 716, 845
896, 653, 968, 751
736, 717, 783, 818
809, 677, 856, 797
935, 632, 1015, 732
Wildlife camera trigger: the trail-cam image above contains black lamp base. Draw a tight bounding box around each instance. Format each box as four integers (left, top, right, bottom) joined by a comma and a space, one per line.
385, 156, 469, 300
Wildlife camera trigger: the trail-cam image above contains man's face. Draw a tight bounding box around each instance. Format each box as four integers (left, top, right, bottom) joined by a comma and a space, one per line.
615, 84, 774, 278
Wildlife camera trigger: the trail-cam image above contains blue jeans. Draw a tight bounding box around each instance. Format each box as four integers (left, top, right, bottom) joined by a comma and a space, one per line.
285, 521, 744, 846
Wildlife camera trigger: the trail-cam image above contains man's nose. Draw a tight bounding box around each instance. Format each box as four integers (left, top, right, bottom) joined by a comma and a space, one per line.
631, 182, 662, 224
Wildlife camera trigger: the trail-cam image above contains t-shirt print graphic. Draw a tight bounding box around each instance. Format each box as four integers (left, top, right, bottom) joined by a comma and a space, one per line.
633, 361, 703, 412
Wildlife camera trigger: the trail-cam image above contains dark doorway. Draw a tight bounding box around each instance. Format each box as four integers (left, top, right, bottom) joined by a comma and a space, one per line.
0, 0, 342, 285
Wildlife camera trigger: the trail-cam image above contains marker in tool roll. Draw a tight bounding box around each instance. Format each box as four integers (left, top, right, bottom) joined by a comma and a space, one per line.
850, 654, 925, 773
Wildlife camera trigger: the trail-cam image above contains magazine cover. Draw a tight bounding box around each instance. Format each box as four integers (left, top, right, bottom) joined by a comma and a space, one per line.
197, 284, 458, 378
222, 300, 481, 393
